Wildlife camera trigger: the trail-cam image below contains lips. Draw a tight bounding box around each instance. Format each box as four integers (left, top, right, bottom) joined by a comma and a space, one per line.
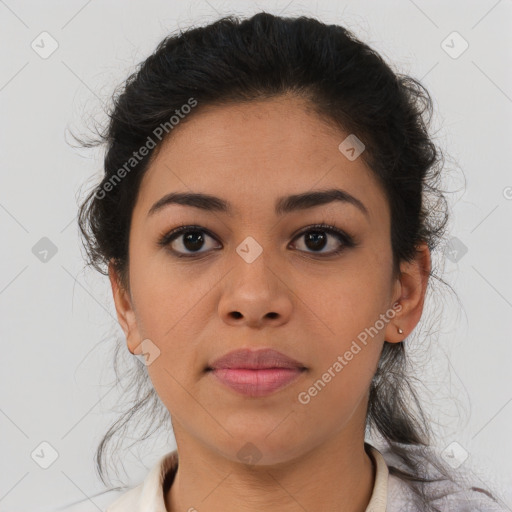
207, 348, 306, 371
206, 348, 307, 397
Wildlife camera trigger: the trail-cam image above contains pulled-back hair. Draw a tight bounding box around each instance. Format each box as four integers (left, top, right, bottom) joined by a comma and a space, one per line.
75, 11, 505, 510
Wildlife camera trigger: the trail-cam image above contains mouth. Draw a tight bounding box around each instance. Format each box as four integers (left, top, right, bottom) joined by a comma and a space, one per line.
207, 347, 306, 371
207, 367, 306, 397
206, 348, 307, 397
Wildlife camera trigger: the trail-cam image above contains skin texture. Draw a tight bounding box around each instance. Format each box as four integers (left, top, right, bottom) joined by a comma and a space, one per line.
109, 94, 431, 512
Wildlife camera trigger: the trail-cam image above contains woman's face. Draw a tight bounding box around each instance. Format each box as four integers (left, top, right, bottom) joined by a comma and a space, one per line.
110, 95, 427, 465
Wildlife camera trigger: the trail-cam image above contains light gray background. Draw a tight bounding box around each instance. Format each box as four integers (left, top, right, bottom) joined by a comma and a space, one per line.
1, 0, 511, 510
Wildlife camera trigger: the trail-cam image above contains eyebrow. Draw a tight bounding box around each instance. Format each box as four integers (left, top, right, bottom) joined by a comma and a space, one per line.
147, 188, 370, 219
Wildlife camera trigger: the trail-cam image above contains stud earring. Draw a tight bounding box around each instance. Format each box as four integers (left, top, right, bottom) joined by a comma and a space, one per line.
397, 327, 403, 334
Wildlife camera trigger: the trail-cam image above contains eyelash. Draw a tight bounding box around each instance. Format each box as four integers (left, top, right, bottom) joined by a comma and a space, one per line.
157, 223, 356, 259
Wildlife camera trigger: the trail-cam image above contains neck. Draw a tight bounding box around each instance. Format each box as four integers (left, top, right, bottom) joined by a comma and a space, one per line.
165, 430, 375, 512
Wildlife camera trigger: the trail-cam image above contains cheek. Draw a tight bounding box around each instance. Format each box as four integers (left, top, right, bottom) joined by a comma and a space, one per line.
294, 274, 386, 435
128, 249, 210, 381
306, 260, 390, 345
297, 252, 391, 394
129, 241, 207, 334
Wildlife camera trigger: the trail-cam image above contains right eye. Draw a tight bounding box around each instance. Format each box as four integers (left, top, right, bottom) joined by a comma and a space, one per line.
157, 225, 222, 258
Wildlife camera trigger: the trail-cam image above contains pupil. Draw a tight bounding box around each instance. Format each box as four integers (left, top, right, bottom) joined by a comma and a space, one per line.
306, 231, 326, 251
184, 232, 204, 251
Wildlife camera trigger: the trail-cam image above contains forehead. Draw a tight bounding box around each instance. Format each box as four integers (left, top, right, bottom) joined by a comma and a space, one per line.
135, 96, 389, 224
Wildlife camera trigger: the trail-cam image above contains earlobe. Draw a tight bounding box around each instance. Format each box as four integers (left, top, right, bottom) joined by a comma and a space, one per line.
385, 243, 431, 344
108, 261, 140, 354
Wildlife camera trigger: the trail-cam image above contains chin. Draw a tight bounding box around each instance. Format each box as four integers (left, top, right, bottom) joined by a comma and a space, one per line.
211, 426, 308, 466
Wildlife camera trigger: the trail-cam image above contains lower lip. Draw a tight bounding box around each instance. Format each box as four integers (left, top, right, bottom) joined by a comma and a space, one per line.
209, 368, 305, 397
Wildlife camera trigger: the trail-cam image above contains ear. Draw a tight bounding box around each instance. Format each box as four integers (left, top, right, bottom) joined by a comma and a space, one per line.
108, 261, 142, 354
384, 242, 431, 344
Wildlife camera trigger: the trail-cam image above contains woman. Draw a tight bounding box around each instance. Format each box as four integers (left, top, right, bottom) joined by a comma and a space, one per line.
73, 11, 508, 512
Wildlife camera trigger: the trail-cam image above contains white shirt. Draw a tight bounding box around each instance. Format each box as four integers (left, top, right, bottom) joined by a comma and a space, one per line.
61, 444, 509, 511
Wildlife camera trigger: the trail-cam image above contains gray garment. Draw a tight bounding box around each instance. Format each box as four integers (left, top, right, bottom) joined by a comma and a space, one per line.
381, 443, 510, 511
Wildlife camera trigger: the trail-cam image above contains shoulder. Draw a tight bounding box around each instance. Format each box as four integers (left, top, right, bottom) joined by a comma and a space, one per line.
376, 445, 510, 512
58, 450, 177, 512
386, 472, 509, 511
106, 450, 178, 512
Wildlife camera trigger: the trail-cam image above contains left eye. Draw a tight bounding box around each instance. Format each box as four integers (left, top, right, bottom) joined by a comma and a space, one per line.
290, 225, 354, 256
158, 224, 354, 258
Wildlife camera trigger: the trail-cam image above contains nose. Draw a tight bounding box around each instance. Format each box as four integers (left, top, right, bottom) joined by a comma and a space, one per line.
217, 257, 293, 329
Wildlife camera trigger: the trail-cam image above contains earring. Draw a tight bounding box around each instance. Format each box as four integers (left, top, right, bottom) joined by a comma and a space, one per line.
397, 327, 403, 334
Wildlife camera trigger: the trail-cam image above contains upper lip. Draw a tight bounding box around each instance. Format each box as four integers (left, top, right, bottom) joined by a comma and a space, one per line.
207, 348, 306, 370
